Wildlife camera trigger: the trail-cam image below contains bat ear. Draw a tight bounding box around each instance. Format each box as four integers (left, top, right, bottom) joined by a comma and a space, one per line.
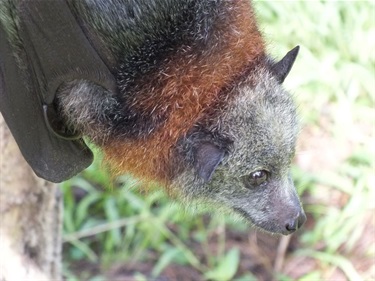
271, 46, 299, 83
194, 143, 225, 182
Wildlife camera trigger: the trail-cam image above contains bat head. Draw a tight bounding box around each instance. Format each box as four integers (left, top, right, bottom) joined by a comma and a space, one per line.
175, 47, 306, 235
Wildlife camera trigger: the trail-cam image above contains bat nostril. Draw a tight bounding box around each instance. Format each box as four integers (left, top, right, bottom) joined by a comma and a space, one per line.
285, 211, 307, 233
285, 219, 297, 232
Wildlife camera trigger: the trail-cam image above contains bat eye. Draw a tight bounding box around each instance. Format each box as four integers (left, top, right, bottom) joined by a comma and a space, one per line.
242, 170, 269, 188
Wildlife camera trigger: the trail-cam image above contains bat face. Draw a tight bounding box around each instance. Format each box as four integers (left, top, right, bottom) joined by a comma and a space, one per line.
174, 68, 306, 235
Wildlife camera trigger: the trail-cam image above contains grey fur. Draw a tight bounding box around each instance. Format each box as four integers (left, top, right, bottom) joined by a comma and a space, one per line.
57, 80, 122, 144
174, 68, 305, 235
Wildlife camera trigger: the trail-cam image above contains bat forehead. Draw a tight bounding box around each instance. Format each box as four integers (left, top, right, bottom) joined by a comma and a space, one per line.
219, 72, 298, 175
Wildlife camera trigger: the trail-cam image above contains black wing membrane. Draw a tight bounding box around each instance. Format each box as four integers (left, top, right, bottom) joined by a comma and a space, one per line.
0, 0, 117, 182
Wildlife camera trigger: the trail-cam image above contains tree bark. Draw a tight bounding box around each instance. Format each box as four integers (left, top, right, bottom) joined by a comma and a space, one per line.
0, 114, 62, 281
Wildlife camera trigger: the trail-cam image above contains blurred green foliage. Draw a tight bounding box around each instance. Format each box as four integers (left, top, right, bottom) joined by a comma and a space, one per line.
62, 1, 375, 280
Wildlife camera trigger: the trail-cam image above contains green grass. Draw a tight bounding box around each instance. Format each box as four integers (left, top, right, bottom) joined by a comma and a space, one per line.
62, 1, 375, 280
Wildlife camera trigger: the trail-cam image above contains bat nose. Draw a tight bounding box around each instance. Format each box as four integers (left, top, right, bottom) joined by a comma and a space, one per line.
285, 211, 306, 233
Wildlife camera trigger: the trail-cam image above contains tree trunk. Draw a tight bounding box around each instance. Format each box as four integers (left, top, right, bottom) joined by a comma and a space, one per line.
0, 114, 62, 281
